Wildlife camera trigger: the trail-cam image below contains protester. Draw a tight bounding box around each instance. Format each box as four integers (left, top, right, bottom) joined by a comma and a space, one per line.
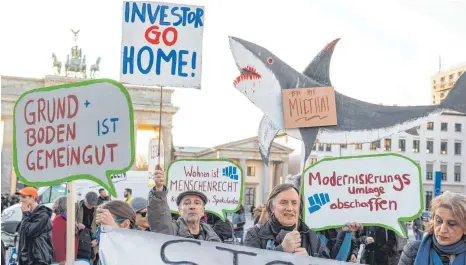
203, 213, 235, 243
129, 197, 150, 231
16, 187, 53, 265
358, 226, 397, 265
318, 228, 360, 262
97, 188, 110, 205
96, 200, 136, 229
412, 217, 424, 241
76, 191, 99, 264
399, 191, 466, 265
124, 188, 133, 204
250, 204, 255, 220
244, 183, 360, 258
232, 205, 246, 244
51, 196, 79, 264
147, 165, 221, 242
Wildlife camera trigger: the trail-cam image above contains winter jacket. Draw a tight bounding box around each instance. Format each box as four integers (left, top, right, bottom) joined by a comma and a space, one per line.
51, 214, 78, 262
358, 226, 397, 265
398, 240, 421, 265
244, 220, 348, 259
231, 211, 246, 231
97, 196, 110, 206
320, 228, 359, 261
18, 205, 53, 265
147, 187, 221, 242
205, 213, 234, 242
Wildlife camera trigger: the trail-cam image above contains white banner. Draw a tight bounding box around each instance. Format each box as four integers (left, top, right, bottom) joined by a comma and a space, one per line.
99, 226, 352, 265
120, 1, 205, 88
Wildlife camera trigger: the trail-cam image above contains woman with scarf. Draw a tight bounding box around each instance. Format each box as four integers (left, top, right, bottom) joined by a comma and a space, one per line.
51, 196, 79, 264
399, 191, 466, 265
244, 183, 361, 258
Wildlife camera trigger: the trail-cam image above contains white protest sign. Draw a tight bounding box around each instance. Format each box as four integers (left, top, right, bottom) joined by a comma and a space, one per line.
302, 154, 422, 237
99, 226, 352, 265
148, 137, 164, 187
13, 79, 135, 196
166, 159, 243, 220
120, 1, 205, 88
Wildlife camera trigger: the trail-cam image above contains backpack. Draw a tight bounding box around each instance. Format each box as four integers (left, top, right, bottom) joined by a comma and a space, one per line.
77, 228, 93, 260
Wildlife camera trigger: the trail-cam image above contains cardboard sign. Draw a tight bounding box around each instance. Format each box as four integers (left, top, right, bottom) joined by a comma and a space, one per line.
99, 225, 352, 265
120, 1, 205, 88
282, 87, 337, 129
13, 79, 135, 197
148, 137, 164, 187
302, 154, 422, 237
166, 159, 243, 220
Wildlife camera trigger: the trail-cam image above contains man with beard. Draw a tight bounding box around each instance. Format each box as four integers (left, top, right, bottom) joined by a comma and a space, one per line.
97, 189, 110, 205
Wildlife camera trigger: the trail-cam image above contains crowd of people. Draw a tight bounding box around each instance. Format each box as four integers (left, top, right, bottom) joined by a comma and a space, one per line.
3, 166, 466, 265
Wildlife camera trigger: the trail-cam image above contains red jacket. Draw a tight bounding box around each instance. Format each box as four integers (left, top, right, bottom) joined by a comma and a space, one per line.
51, 214, 78, 262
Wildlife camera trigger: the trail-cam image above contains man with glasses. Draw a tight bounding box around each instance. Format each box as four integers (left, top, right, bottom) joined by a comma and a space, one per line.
129, 197, 150, 231
147, 166, 220, 241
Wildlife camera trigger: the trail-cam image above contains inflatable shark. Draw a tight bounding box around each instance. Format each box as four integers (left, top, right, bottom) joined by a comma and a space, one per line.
229, 36, 466, 164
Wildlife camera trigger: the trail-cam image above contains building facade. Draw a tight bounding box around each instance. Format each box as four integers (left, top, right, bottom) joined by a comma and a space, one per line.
306, 112, 466, 211
174, 137, 294, 211
431, 65, 466, 105
1, 75, 178, 193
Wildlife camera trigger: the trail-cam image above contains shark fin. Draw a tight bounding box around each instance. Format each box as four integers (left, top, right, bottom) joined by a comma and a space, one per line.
441, 72, 466, 114
303, 38, 341, 86
258, 115, 282, 166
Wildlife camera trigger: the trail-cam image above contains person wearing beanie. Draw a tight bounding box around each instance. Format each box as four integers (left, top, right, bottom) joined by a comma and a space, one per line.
147, 165, 220, 242
129, 197, 150, 231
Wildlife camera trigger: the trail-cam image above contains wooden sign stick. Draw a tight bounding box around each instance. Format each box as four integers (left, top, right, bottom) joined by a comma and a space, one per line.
157, 86, 163, 169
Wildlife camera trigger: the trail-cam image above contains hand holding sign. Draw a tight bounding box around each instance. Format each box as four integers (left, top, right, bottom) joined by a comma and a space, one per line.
153, 165, 165, 191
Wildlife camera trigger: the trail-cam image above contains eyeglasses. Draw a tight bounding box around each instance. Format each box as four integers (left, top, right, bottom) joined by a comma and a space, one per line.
137, 211, 147, 217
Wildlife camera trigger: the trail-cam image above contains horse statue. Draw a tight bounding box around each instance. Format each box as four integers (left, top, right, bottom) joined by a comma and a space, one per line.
90, 57, 101, 78
65, 55, 70, 76
79, 55, 87, 78
52, 53, 62, 74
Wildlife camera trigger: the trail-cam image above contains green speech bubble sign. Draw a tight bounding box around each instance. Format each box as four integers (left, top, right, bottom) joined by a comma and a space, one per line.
301, 153, 423, 238
166, 159, 244, 221
13, 79, 135, 197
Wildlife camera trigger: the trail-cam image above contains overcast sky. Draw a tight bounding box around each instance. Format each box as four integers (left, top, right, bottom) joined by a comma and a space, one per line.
1, 0, 465, 151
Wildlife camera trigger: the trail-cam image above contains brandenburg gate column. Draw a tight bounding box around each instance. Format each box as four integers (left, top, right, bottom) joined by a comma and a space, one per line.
132, 121, 138, 170
1, 118, 15, 193
162, 125, 173, 167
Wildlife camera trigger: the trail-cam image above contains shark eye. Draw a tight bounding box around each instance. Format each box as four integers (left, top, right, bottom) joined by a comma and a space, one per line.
267, 58, 273, 64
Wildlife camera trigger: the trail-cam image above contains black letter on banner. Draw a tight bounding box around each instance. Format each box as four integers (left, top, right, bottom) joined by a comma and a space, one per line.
161, 239, 200, 265
265, 261, 293, 265
215, 246, 257, 265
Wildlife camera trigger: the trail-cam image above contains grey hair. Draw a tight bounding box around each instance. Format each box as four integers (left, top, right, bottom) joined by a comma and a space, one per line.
52, 196, 67, 214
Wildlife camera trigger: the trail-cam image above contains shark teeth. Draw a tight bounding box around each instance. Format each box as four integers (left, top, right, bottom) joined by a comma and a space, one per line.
233, 66, 262, 87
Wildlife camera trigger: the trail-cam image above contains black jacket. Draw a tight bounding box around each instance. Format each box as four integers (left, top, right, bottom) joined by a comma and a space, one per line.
97, 196, 110, 205
358, 226, 396, 265
245, 220, 347, 259
321, 228, 359, 261
18, 205, 53, 265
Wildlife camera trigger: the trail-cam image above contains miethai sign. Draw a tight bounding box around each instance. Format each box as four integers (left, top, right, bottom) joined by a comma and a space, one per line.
302, 154, 422, 237
166, 159, 243, 219
120, 1, 205, 88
